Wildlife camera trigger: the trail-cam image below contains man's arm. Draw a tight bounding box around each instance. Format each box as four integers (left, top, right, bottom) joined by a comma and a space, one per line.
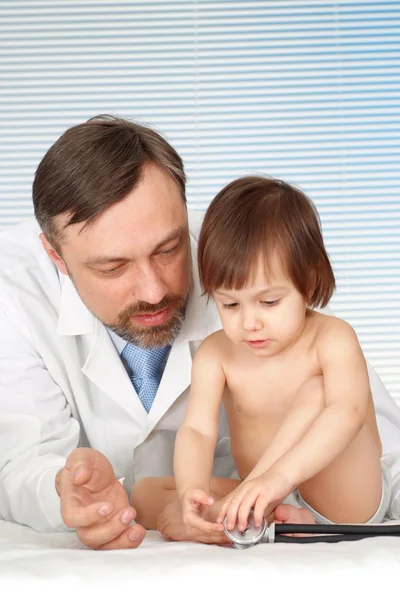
0, 306, 146, 548
0, 305, 80, 531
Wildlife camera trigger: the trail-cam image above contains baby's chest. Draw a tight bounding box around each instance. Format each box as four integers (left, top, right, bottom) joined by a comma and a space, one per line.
224, 363, 315, 419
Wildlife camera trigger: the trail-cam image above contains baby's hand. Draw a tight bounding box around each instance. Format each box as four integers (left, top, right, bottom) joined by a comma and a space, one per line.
216, 471, 293, 532
181, 487, 225, 535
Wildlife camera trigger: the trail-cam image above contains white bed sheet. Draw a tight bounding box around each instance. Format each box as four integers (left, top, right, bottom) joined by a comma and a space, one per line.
1, 519, 399, 600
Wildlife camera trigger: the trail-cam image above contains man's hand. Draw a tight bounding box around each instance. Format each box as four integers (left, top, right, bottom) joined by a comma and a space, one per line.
58, 448, 146, 550
157, 501, 230, 546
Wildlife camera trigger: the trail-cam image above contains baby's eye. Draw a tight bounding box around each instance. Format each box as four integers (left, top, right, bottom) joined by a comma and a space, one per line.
261, 299, 280, 307
222, 303, 239, 309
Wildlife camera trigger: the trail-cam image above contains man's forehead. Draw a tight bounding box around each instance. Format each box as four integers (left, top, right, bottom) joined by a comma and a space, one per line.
57, 199, 187, 249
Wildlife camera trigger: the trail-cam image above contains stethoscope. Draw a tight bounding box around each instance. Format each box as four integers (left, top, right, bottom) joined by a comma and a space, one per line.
223, 511, 400, 549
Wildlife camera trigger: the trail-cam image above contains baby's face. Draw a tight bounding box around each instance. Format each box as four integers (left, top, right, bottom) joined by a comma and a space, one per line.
212, 254, 308, 358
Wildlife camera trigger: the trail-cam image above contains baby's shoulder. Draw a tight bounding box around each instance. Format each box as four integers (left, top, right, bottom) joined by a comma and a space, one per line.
312, 311, 355, 338
195, 329, 229, 361
310, 311, 360, 360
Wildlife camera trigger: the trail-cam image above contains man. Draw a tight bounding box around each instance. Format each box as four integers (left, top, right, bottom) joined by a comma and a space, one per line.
1, 115, 400, 550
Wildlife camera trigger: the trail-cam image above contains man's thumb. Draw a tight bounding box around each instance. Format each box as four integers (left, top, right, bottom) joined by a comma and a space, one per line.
73, 463, 91, 485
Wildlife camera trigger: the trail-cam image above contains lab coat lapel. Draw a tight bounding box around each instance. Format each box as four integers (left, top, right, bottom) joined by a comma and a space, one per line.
81, 320, 147, 427
57, 275, 147, 427
143, 336, 192, 436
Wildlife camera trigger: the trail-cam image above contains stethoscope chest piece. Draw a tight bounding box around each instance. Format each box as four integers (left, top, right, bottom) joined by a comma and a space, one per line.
223, 511, 268, 549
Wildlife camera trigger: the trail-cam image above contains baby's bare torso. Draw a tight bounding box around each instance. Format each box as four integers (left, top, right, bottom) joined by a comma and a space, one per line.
218, 311, 377, 479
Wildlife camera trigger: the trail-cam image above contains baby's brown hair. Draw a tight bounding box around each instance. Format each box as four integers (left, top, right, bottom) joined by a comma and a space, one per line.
198, 176, 335, 308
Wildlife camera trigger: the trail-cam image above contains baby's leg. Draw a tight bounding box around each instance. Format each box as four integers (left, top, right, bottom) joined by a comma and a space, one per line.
274, 504, 315, 529
294, 377, 383, 523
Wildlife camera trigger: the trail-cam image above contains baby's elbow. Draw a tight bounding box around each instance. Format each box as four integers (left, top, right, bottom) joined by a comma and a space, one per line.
347, 403, 368, 435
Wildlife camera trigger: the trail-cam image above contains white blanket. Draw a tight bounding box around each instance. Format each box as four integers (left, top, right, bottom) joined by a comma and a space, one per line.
1, 520, 399, 599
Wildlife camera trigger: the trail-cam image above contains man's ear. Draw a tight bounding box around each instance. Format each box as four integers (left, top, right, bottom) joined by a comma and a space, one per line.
39, 233, 69, 276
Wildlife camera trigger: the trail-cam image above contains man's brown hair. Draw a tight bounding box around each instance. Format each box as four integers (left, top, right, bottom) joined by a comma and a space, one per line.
198, 176, 335, 308
33, 114, 186, 249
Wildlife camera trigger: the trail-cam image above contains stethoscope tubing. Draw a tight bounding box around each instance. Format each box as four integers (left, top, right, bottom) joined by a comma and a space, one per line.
273, 523, 400, 544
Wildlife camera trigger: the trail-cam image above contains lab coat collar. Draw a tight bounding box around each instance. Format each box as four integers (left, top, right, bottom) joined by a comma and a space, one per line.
57, 272, 95, 336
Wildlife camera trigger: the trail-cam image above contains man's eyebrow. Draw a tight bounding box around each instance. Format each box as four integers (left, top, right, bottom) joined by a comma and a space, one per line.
84, 255, 128, 266
84, 227, 186, 266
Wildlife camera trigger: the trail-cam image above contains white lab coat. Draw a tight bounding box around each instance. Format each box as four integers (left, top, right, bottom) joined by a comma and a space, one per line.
1, 213, 400, 533
0, 212, 234, 532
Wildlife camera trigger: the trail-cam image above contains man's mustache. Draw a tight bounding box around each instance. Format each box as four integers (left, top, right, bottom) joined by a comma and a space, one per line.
119, 294, 185, 319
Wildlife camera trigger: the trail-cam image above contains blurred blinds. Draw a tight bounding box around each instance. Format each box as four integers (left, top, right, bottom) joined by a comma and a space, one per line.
0, 0, 399, 401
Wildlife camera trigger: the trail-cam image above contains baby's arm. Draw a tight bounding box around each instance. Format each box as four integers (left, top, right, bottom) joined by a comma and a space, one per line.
173, 334, 227, 532
244, 376, 325, 482
219, 319, 374, 530
270, 319, 372, 487
132, 476, 240, 531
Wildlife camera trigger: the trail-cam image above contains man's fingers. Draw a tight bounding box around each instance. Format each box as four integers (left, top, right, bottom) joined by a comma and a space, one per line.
64, 449, 96, 481
95, 524, 147, 551
62, 500, 115, 528
60, 461, 93, 493
64, 449, 112, 492
76, 506, 138, 547
72, 463, 92, 486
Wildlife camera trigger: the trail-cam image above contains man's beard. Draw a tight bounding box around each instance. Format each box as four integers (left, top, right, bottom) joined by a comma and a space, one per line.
108, 293, 188, 349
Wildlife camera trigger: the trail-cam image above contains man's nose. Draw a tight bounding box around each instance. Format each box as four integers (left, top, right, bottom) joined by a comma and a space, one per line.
242, 308, 263, 332
133, 262, 168, 305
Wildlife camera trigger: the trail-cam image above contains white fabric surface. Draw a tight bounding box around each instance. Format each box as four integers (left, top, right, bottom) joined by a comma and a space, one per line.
1, 520, 399, 600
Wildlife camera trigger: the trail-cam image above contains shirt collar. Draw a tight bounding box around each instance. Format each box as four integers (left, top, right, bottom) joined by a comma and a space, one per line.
107, 328, 127, 355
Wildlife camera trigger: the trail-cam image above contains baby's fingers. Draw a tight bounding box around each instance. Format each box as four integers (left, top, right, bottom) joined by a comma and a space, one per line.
184, 488, 214, 508
216, 497, 231, 524
224, 497, 243, 531
185, 512, 224, 534
237, 493, 259, 532
253, 494, 271, 528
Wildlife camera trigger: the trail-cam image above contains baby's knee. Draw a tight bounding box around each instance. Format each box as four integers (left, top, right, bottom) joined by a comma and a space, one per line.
295, 375, 325, 412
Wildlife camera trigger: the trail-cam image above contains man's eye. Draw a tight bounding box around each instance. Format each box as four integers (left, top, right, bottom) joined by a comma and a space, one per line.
222, 303, 239, 309
98, 265, 123, 275
160, 243, 179, 255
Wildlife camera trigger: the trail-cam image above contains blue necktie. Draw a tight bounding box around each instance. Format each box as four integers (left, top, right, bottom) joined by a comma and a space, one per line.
122, 343, 171, 412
